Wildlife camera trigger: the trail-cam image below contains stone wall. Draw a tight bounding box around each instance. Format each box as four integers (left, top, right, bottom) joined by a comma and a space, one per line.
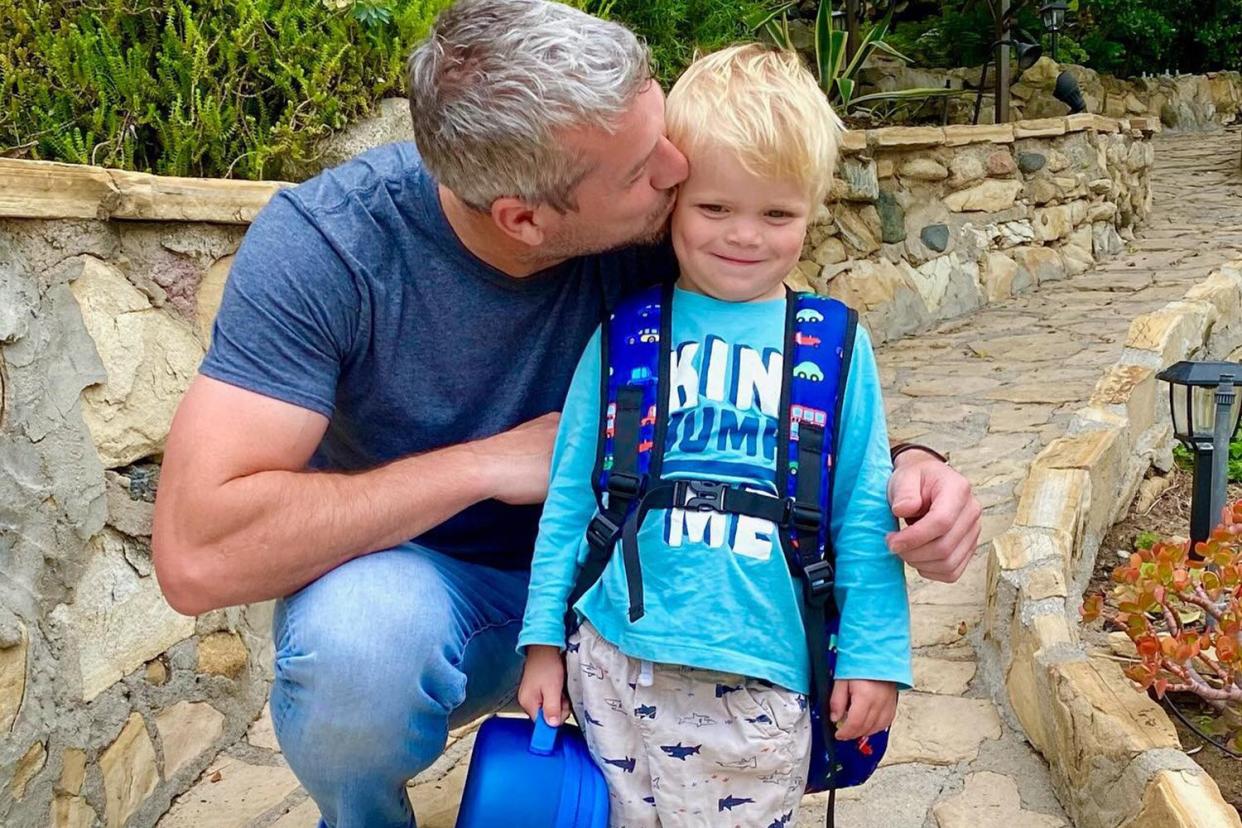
0, 115, 1154, 825
984, 260, 1242, 828
793, 113, 1158, 346
0, 159, 286, 827
863, 58, 1242, 132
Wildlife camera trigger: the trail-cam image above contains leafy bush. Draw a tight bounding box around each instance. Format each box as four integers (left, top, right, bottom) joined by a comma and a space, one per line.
1173, 437, 1242, 484
580, 0, 769, 85
0, 0, 449, 180
2, 0, 768, 179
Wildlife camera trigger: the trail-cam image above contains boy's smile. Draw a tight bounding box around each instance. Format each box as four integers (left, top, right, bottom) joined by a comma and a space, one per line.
671, 146, 813, 303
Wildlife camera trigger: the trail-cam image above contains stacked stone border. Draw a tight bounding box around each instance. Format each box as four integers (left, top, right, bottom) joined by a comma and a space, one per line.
985, 260, 1242, 828
0, 114, 1154, 826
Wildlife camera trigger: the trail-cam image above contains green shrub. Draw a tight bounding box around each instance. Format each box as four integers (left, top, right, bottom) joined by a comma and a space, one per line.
1, 0, 449, 180
569, 0, 768, 85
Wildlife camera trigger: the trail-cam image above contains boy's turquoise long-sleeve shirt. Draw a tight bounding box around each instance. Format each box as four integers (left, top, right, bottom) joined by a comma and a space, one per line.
518, 288, 912, 694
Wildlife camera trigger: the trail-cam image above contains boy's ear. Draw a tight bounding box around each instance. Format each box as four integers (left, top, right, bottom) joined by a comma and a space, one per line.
490, 197, 550, 247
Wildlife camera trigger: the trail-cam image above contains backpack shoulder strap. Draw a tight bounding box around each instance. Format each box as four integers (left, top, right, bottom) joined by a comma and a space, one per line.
568, 283, 670, 628
777, 290, 857, 577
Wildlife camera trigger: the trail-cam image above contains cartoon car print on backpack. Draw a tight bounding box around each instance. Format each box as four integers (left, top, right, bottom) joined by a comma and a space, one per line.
626, 327, 659, 345
794, 331, 820, 347
795, 308, 824, 324
793, 362, 824, 381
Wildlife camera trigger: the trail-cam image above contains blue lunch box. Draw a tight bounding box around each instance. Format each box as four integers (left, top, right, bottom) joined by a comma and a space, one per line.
455, 710, 610, 828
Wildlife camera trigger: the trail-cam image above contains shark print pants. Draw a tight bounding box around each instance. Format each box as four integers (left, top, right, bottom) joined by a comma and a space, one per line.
566, 622, 812, 828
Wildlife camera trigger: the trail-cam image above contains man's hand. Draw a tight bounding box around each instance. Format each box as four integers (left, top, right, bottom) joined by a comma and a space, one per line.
518, 644, 569, 725
829, 679, 897, 741
469, 412, 561, 505
887, 449, 981, 583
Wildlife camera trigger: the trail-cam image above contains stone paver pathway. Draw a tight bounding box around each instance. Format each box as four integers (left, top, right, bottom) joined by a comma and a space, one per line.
161, 128, 1242, 827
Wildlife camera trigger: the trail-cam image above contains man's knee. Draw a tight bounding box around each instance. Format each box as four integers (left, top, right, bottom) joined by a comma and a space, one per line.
270, 551, 469, 777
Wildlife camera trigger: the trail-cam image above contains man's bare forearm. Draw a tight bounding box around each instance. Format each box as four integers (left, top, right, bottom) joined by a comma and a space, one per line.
154, 442, 490, 614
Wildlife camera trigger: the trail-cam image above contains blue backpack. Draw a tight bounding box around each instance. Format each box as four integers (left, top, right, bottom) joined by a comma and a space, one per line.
566, 283, 889, 827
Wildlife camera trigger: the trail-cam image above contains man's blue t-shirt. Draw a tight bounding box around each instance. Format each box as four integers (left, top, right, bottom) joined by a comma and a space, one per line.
199, 142, 674, 567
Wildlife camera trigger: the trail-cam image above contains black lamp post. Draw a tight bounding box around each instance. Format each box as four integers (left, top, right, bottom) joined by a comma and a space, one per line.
1156, 361, 1242, 551
1039, 2, 1068, 60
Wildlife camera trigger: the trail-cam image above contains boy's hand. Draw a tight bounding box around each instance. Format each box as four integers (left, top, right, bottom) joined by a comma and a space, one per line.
518, 644, 569, 726
829, 679, 898, 741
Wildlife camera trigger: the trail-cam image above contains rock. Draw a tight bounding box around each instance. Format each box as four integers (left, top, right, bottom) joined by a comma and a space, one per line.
145, 658, 169, 686
944, 180, 1023, 213
1047, 150, 1070, 173
196, 255, 233, 343
1093, 221, 1125, 257
1124, 769, 1242, 828
104, 471, 154, 537
933, 772, 1067, 828
50, 794, 97, 828
57, 749, 87, 796
983, 252, 1021, 300
158, 755, 301, 827
100, 714, 159, 828
920, 224, 950, 253
825, 259, 907, 311
912, 657, 976, 695
1012, 245, 1066, 286
69, 257, 205, 468
997, 220, 1037, 248
812, 237, 847, 266
948, 153, 986, 186
898, 158, 949, 181
986, 151, 1018, 177
9, 740, 46, 800
283, 97, 414, 180
49, 529, 195, 701
1134, 474, 1173, 514
1018, 152, 1047, 174
1033, 205, 1075, 242
155, 701, 225, 779
870, 126, 946, 148
1026, 177, 1060, 206
876, 192, 906, 244
882, 693, 1002, 765
840, 157, 880, 202
835, 205, 882, 254
904, 255, 955, 312
247, 703, 281, 751
1022, 56, 1062, 86
197, 631, 248, 679
0, 617, 27, 731
1087, 201, 1117, 222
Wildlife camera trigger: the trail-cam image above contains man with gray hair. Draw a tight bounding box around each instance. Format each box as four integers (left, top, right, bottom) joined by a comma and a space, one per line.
153, 1, 980, 825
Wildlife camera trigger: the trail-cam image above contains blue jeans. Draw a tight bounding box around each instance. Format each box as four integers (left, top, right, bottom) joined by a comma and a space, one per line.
269, 543, 530, 828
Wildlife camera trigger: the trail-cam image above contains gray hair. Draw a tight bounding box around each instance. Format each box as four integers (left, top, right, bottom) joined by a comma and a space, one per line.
407, 0, 652, 212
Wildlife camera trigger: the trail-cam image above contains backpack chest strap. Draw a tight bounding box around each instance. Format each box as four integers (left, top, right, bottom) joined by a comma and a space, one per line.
617, 478, 828, 623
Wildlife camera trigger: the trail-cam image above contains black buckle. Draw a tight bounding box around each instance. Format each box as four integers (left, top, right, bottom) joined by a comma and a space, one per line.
788, 500, 822, 533
802, 560, 835, 598
676, 479, 728, 512
606, 472, 643, 499
586, 513, 621, 551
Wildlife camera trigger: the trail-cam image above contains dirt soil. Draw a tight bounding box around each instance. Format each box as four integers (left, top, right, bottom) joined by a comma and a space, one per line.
1088, 467, 1242, 814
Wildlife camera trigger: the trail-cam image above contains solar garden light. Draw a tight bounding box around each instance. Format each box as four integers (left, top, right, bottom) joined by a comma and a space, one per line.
1039, 2, 1068, 60
1156, 361, 1242, 551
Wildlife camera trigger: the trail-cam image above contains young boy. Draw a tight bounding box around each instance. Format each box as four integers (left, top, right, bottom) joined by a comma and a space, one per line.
517, 44, 911, 827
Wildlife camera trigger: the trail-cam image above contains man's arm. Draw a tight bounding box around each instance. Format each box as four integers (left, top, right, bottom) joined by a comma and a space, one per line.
152, 376, 556, 615
885, 445, 981, 584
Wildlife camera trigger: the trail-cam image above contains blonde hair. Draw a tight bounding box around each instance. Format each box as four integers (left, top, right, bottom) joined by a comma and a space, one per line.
666, 43, 845, 206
